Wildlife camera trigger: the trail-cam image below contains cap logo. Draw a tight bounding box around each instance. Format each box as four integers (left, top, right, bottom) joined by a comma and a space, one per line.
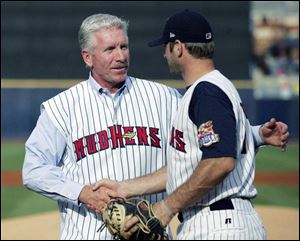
206, 33, 212, 40
170, 32, 175, 38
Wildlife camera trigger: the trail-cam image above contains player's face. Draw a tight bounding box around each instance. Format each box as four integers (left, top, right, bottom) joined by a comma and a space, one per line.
84, 27, 129, 91
164, 43, 181, 74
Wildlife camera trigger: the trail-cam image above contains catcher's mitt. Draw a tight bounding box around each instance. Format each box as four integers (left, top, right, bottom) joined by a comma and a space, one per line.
100, 198, 168, 240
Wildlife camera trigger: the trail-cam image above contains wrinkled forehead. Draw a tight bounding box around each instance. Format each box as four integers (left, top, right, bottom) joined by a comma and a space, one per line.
93, 27, 128, 46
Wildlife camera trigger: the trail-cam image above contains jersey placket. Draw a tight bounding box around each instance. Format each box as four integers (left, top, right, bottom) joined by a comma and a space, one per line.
102, 87, 125, 124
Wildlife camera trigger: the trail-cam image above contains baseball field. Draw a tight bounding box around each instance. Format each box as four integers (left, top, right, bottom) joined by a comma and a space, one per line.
1, 140, 299, 240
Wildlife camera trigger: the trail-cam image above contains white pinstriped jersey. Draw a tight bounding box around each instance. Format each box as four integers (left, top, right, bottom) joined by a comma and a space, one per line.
166, 70, 257, 205
176, 198, 265, 240
42, 75, 181, 240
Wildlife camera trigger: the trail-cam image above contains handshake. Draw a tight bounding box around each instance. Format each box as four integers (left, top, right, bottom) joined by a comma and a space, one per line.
78, 179, 171, 240
100, 197, 168, 240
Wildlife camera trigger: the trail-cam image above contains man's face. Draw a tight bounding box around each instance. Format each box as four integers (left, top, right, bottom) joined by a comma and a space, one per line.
83, 27, 129, 87
164, 43, 181, 74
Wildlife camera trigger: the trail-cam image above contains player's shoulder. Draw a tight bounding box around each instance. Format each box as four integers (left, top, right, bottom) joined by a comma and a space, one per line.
44, 80, 87, 105
63, 80, 88, 94
128, 76, 181, 98
195, 81, 224, 96
192, 81, 231, 106
200, 70, 235, 93
192, 70, 230, 97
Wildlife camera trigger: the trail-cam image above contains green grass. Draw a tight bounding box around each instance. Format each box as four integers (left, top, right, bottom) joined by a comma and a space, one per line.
1, 186, 58, 219
1, 141, 25, 171
253, 185, 299, 208
1, 140, 58, 219
255, 143, 299, 172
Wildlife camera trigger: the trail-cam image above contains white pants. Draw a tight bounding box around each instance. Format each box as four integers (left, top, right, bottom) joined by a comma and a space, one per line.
176, 198, 266, 240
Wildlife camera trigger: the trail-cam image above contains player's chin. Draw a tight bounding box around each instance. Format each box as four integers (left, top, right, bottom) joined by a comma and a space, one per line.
112, 71, 128, 82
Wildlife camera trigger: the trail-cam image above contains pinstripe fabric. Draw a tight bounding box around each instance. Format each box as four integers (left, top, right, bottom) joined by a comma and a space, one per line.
166, 70, 265, 239
42, 75, 181, 240
177, 198, 266, 240
177, 199, 266, 240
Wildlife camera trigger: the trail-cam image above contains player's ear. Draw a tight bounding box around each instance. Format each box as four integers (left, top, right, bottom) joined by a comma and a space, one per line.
81, 50, 93, 68
174, 40, 183, 57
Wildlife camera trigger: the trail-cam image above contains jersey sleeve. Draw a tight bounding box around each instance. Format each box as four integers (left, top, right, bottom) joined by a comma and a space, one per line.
188, 82, 236, 160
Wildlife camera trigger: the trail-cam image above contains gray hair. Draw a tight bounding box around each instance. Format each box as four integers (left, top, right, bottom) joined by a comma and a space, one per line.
78, 13, 129, 53
184, 42, 215, 59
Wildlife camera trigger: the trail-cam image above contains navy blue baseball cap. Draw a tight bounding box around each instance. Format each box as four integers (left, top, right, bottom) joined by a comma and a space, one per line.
148, 9, 213, 47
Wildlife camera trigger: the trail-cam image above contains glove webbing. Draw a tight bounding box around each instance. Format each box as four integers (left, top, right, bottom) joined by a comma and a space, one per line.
135, 200, 161, 234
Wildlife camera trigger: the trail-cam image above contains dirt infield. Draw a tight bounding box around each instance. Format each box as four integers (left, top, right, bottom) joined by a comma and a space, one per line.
1, 206, 299, 240
2, 171, 299, 186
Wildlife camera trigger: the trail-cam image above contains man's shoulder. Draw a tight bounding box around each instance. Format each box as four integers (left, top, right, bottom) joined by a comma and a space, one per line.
44, 80, 87, 103
192, 82, 231, 109
65, 80, 88, 92
128, 76, 180, 95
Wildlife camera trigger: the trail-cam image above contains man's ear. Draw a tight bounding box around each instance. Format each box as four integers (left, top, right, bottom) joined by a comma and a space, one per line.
81, 50, 93, 68
174, 40, 183, 58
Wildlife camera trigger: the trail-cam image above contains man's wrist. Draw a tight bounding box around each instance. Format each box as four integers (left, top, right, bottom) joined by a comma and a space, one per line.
253, 125, 265, 147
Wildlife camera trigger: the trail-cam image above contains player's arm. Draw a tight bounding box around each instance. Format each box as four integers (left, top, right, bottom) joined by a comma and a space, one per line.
92, 166, 167, 198
22, 110, 84, 205
153, 156, 235, 226
22, 110, 117, 210
124, 156, 234, 230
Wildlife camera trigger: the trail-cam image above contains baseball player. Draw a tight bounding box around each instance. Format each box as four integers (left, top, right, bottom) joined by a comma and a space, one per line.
22, 13, 181, 240
96, 10, 289, 240
148, 9, 269, 240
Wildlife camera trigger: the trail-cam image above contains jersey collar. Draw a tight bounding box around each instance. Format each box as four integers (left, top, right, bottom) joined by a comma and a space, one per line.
87, 72, 128, 95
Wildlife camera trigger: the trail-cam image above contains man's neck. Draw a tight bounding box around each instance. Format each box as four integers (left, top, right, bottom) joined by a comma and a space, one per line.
91, 72, 126, 94
182, 59, 215, 87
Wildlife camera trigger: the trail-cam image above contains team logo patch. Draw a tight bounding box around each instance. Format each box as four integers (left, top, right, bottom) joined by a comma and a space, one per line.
123, 132, 136, 139
198, 120, 220, 147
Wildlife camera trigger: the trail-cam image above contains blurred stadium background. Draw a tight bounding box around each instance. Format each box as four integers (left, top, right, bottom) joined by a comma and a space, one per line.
1, 1, 299, 138
1, 1, 299, 240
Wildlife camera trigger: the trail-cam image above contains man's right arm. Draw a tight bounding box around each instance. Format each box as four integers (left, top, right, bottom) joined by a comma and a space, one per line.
22, 109, 84, 205
92, 166, 167, 199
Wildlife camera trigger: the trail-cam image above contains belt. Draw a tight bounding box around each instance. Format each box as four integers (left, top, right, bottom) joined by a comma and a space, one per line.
178, 199, 234, 223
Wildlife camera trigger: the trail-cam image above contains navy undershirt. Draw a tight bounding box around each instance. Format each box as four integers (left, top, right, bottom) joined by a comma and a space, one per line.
188, 81, 237, 160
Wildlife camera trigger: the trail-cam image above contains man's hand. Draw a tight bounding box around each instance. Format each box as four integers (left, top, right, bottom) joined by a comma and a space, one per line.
92, 179, 129, 199
259, 118, 289, 151
124, 200, 174, 232
78, 185, 119, 213
102, 198, 168, 240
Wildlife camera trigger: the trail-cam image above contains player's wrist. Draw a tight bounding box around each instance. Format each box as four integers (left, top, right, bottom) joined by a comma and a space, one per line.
121, 180, 137, 198
155, 200, 175, 226
253, 125, 266, 147
161, 200, 174, 216
259, 124, 265, 142
78, 185, 89, 204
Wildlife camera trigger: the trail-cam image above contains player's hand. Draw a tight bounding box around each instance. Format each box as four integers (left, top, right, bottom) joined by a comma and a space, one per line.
123, 201, 172, 232
123, 216, 140, 232
259, 118, 289, 151
92, 179, 128, 200
78, 185, 119, 213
